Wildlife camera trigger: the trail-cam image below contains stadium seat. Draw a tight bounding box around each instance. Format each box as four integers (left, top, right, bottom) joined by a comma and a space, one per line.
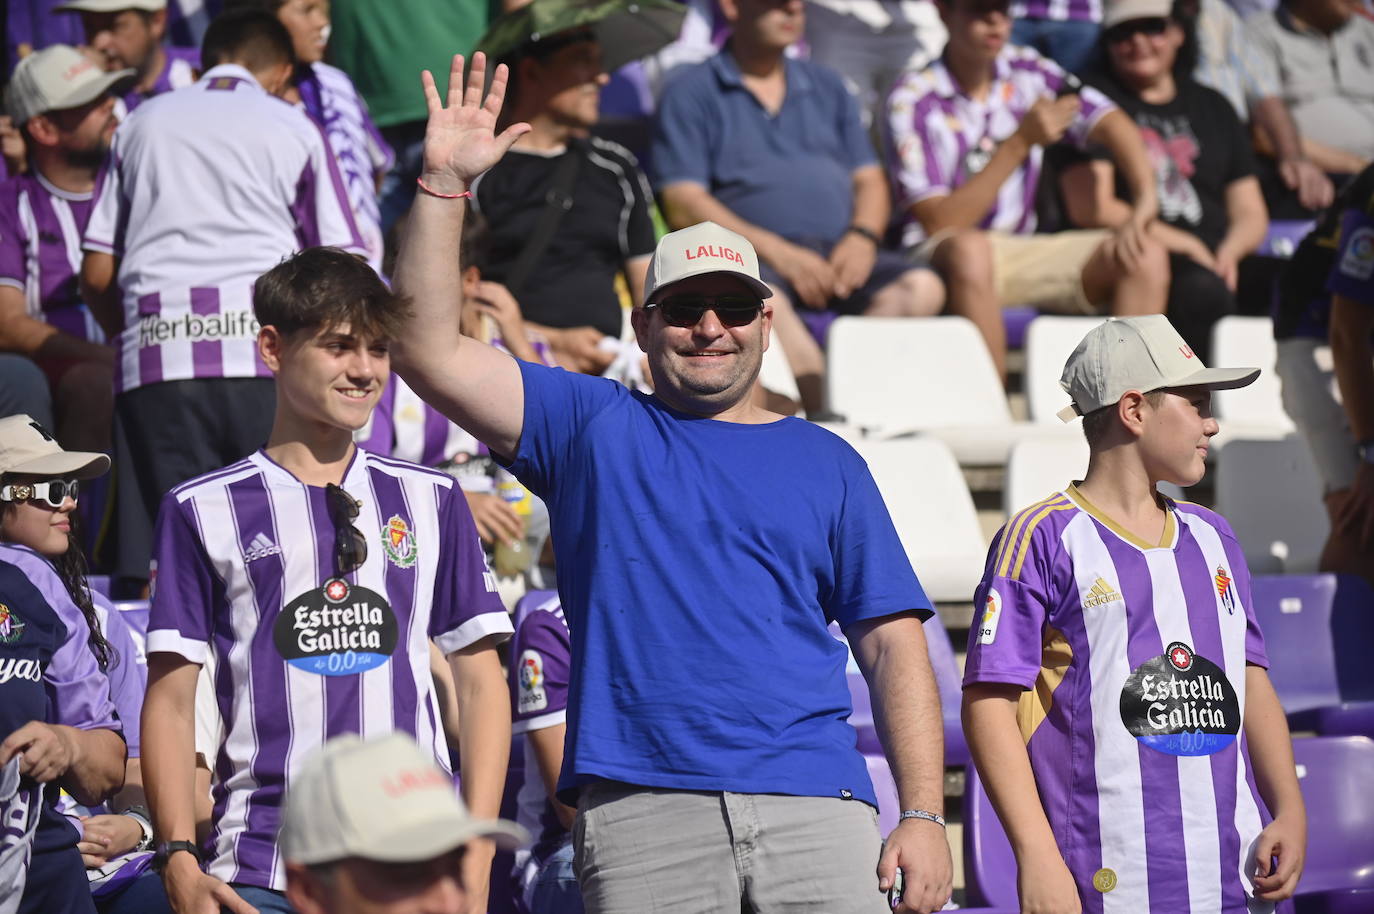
850, 436, 986, 601
1213, 436, 1329, 573
962, 763, 1018, 909
1003, 433, 1089, 517
1291, 736, 1374, 913
1023, 316, 1105, 424
1209, 315, 1295, 437
1002, 306, 1039, 351
1257, 220, 1316, 260
1250, 575, 1374, 738
826, 316, 1038, 464
757, 332, 802, 408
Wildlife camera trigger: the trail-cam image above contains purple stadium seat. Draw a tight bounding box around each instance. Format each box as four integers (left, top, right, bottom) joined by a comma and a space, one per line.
1002, 306, 1039, 350
1251, 575, 1374, 738
799, 308, 840, 348
963, 763, 1018, 909
1257, 220, 1316, 260
1291, 736, 1374, 912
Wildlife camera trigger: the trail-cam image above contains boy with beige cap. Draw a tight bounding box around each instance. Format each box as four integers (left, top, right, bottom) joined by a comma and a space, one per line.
963, 315, 1306, 912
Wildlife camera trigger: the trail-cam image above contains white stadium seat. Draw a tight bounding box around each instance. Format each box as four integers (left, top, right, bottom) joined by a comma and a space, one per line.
1209, 316, 1294, 436
826, 316, 1039, 464
1004, 433, 1186, 518
851, 436, 987, 602
1214, 435, 1329, 574
1023, 316, 1106, 424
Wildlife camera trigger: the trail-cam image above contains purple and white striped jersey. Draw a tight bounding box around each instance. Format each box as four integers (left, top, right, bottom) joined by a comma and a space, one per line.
508, 595, 571, 873
145, 448, 510, 892
83, 63, 366, 394
298, 62, 393, 272
885, 46, 1115, 247
120, 45, 199, 113
965, 486, 1272, 914
1010, 0, 1103, 24
0, 172, 105, 344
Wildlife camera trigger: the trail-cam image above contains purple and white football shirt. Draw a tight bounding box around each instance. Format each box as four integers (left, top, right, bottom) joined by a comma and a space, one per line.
121, 45, 199, 113
886, 46, 1115, 247
508, 595, 572, 874
964, 486, 1271, 914
145, 448, 510, 892
1010, 0, 1102, 24
0, 172, 105, 344
83, 62, 366, 394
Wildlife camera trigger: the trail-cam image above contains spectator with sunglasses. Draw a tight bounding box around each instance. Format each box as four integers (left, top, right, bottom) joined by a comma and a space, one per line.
139, 247, 513, 914
0, 413, 127, 914
391, 53, 954, 914
1057, 0, 1269, 361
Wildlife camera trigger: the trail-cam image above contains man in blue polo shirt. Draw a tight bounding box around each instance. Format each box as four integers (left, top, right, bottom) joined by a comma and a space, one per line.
652, 0, 944, 418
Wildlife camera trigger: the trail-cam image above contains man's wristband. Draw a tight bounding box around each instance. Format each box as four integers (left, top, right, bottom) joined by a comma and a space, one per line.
845, 225, 881, 246
152, 840, 202, 873
899, 809, 946, 827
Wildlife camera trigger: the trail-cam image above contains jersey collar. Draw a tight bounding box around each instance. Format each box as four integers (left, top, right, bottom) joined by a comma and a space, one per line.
1066, 483, 1179, 552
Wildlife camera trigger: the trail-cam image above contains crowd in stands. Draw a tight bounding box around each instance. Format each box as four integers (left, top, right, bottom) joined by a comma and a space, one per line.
1, 0, 1373, 910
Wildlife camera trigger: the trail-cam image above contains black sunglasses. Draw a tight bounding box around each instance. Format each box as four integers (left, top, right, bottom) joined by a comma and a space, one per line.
1105, 16, 1169, 42
325, 483, 367, 576
0, 478, 79, 509
647, 294, 764, 328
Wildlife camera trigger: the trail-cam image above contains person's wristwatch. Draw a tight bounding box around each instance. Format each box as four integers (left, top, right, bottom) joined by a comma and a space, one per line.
122, 805, 154, 853
151, 840, 202, 873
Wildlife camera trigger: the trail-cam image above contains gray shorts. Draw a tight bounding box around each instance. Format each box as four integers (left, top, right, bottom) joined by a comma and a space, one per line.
573, 781, 891, 914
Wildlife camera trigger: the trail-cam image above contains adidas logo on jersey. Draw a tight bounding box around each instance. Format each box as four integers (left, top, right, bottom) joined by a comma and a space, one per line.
1083, 576, 1123, 608
244, 532, 281, 563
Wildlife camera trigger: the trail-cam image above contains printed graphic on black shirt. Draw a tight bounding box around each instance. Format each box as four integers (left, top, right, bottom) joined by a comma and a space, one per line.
1138, 115, 1202, 229
274, 579, 398, 676
1119, 641, 1239, 756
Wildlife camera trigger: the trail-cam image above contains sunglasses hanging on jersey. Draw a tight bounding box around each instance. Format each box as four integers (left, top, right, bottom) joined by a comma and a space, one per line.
325, 483, 368, 577
0, 478, 80, 509
646, 294, 764, 328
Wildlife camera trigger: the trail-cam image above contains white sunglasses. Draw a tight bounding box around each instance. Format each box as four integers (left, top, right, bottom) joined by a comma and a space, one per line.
0, 479, 80, 508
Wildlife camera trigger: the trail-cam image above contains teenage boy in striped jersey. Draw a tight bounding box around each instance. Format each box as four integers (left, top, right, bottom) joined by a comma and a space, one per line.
139, 247, 512, 914
963, 315, 1306, 913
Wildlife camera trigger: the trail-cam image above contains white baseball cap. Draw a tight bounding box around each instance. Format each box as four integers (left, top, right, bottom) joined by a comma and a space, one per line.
5, 45, 134, 126
1057, 315, 1259, 421
1103, 0, 1173, 29
53, 0, 167, 13
280, 733, 527, 866
0, 414, 110, 479
644, 221, 773, 305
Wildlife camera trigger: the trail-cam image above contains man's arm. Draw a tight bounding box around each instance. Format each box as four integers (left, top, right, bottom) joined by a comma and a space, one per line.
0, 722, 125, 806
79, 251, 124, 339
446, 635, 511, 914
1243, 666, 1306, 901
390, 53, 530, 460
1251, 97, 1334, 210
1329, 293, 1374, 547
962, 683, 1082, 913
0, 288, 114, 365
526, 724, 576, 830
1214, 176, 1269, 290
1086, 109, 1159, 263
848, 614, 953, 914
830, 165, 890, 299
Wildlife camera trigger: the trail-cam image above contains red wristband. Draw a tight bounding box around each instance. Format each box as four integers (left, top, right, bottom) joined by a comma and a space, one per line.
416, 177, 471, 200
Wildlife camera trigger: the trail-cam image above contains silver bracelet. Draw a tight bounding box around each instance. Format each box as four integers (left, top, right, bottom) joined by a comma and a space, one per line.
899, 809, 946, 827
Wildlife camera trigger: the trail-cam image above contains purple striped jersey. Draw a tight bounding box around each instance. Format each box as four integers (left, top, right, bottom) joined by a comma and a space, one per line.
0, 172, 106, 343
298, 62, 393, 272
121, 45, 199, 113
83, 62, 366, 394
1010, 0, 1103, 23
885, 45, 1115, 247
508, 595, 572, 875
145, 448, 511, 892
964, 486, 1272, 914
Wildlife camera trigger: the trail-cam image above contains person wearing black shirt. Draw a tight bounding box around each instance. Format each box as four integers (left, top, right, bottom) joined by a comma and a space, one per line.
1058, 0, 1268, 360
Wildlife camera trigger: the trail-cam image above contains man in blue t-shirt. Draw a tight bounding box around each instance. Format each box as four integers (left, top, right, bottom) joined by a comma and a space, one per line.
390, 54, 955, 914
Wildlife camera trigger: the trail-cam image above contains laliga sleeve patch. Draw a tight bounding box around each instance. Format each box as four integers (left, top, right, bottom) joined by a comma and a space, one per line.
978, 588, 1003, 644
1119, 641, 1239, 756
274, 579, 398, 676
517, 649, 548, 714
1338, 226, 1374, 281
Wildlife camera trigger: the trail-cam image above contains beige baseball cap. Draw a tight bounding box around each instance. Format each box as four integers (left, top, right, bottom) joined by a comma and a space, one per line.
4, 45, 134, 126
0, 414, 110, 479
1103, 0, 1173, 29
644, 221, 773, 305
280, 733, 527, 866
54, 0, 167, 13
1057, 315, 1259, 421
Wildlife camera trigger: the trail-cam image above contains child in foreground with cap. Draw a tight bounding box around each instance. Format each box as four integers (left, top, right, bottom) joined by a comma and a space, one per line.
962, 315, 1306, 912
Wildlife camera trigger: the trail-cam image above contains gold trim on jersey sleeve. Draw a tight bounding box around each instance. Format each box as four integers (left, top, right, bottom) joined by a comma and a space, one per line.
996, 493, 1071, 579
1016, 624, 1072, 743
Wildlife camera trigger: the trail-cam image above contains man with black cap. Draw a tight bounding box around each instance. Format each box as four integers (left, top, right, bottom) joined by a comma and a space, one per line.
390, 53, 954, 914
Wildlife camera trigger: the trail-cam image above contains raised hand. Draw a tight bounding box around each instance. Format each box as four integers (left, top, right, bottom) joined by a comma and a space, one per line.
419, 52, 531, 194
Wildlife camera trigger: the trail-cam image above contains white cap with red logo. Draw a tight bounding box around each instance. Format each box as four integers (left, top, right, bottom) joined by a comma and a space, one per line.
4, 44, 134, 126
1057, 315, 1259, 421
644, 221, 773, 304
280, 733, 526, 866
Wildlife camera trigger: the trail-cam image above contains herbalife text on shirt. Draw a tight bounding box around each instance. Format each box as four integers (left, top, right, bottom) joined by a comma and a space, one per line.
138, 309, 259, 348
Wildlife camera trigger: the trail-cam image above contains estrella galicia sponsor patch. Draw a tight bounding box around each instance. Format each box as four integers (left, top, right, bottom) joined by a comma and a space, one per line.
0, 604, 25, 644
273, 579, 398, 676
1119, 641, 1239, 756
381, 515, 418, 568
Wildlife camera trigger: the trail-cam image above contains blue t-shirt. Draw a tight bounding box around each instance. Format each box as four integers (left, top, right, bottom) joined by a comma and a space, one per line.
506, 362, 931, 806
651, 50, 876, 246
